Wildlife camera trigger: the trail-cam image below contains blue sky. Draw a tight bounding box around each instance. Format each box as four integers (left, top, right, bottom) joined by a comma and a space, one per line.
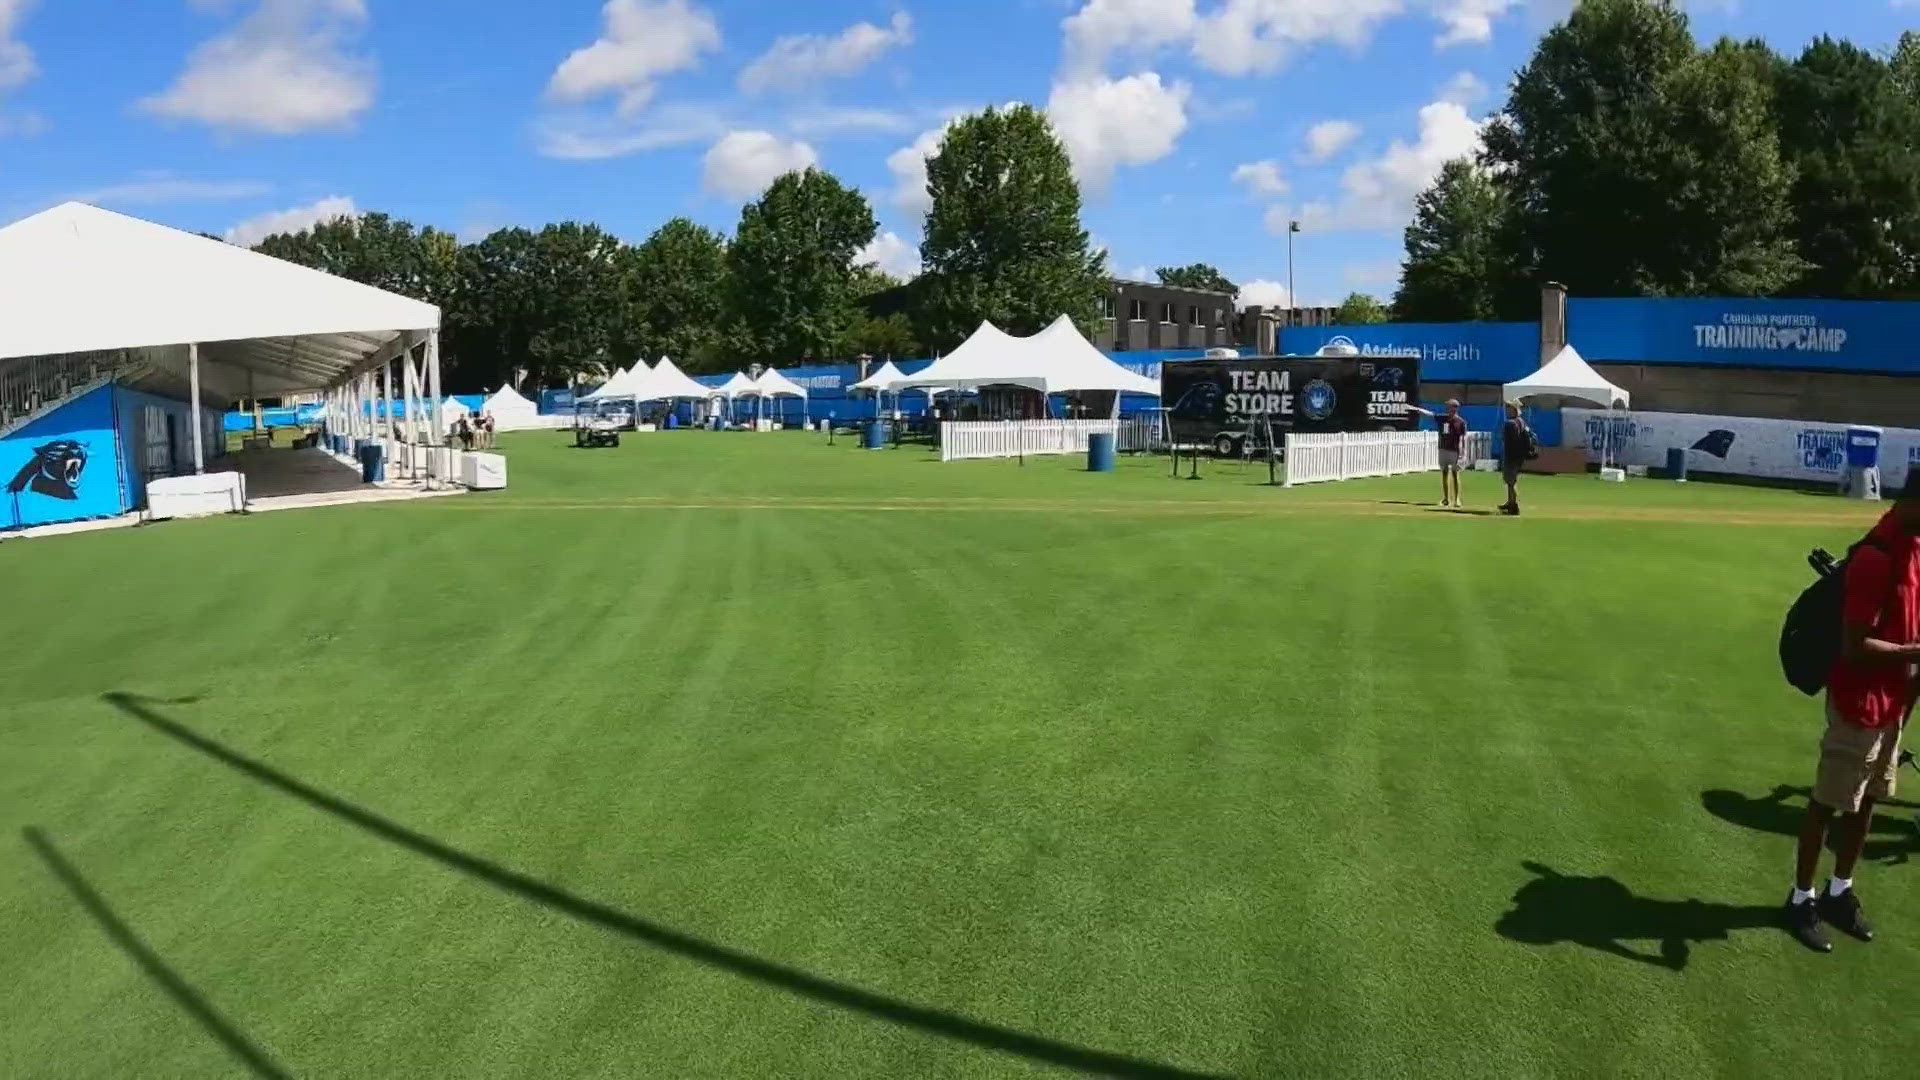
2, 1, 1914, 309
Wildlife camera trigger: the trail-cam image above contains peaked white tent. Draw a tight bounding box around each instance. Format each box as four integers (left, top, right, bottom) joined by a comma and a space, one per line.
715, 371, 758, 398
647, 356, 714, 400
894, 316, 1161, 396
851, 361, 907, 393
753, 368, 809, 400
1504, 345, 1630, 408
582, 365, 639, 400
482, 383, 540, 427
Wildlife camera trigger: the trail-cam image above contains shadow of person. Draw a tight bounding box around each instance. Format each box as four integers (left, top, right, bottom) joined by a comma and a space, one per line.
1700, 785, 1918, 864
1495, 862, 1778, 971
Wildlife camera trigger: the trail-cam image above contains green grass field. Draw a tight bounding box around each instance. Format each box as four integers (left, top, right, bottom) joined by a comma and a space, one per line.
3, 430, 1915, 1078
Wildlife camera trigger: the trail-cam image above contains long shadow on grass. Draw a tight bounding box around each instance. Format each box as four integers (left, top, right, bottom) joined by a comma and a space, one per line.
1701, 785, 1917, 865
23, 827, 293, 1079
1495, 862, 1777, 971
101, 693, 1222, 1080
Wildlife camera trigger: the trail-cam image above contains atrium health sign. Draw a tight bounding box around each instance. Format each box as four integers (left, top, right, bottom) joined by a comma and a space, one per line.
1569, 297, 1919, 373
1279, 323, 1537, 382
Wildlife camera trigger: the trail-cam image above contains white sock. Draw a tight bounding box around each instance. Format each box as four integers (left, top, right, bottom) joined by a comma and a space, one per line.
1791, 886, 1817, 905
1828, 877, 1852, 897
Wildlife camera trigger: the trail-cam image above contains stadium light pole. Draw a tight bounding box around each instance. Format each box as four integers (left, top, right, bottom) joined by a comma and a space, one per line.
1287, 219, 1301, 330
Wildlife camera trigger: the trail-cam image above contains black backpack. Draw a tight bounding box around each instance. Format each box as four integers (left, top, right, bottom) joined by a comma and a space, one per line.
1778, 537, 1883, 695
1521, 422, 1540, 461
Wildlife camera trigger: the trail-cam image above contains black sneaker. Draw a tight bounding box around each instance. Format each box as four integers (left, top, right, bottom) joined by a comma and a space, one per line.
1820, 887, 1875, 942
1785, 895, 1833, 953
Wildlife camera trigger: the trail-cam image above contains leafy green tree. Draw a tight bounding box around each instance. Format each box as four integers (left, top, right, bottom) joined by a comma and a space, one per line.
1395, 159, 1513, 322
1773, 37, 1920, 297
1334, 292, 1389, 325
1482, 0, 1797, 300
1155, 263, 1237, 294
727, 168, 877, 364
453, 223, 626, 390
624, 217, 731, 368
917, 104, 1106, 351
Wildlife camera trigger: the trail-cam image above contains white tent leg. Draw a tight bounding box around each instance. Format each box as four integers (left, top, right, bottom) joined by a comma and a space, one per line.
189, 342, 205, 474
426, 329, 444, 483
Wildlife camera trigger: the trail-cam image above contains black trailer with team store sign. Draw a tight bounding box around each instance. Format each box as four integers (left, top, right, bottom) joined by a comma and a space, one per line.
1159, 353, 1421, 457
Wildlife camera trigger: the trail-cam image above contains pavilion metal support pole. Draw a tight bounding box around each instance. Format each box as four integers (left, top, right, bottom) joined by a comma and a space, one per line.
381, 353, 394, 447
189, 343, 205, 474
426, 329, 444, 481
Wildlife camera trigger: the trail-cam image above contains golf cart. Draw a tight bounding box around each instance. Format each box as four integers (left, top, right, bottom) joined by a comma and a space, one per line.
573, 401, 625, 448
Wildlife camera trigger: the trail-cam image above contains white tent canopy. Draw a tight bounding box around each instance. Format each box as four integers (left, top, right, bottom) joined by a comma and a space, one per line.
647, 356, 714, 399
482, 383, 539, 419
753, 368, 810, 399
582, 364, 641, 400
1504, 345, 1630, 408
439, 396, 472, 419
894, 315, 1160, 396
851, 361, 907, 392
0, 202, 439, 398
715, 371, 758, 398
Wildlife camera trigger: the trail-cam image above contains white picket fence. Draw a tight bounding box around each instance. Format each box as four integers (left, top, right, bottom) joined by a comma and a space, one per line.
1283, 431, 1440, 486
940, 419, 1119, 462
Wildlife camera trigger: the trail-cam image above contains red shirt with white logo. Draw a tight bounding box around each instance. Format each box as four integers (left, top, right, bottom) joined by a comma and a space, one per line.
1828, 511, 1920, 729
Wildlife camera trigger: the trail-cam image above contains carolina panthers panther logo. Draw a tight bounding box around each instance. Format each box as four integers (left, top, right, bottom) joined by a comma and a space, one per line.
1301, 379, 1337, 422
6, 439, 87, 501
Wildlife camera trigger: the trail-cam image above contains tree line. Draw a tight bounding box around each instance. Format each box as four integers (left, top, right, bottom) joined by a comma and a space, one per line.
251, 106, 1106, 393
1397, 0, 1920, 322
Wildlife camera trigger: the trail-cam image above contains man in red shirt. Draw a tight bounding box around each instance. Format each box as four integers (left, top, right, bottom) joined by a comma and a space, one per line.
1786, 487, 1920, 953
1413, 400, 1469, 507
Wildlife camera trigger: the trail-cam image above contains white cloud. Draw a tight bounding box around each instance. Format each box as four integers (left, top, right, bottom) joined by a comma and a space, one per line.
1236, 278, 1292, 310
0, 0, 37, 95
857, 230, 921, 280
547, 0, 720, 118
1439, 70, 1487, 105
534, 100, 731, 160
739, 12, 912, 94
140, 0, 374, 135
787, 106, 915, 138
224, 194, 357, 247
702, 130, 817, 200
1277, 98, 1484, 233
886, 123, 949, 216
1230, 159, 1288, 198
1190, 0, 1404, 78
1303, 119, 1360, 163
1428, 0, 1516, 47
70, 176, 273, 207
1060, 0, 1196, 75
1046, 72, 1190, 191
1344, 261, 1400, 287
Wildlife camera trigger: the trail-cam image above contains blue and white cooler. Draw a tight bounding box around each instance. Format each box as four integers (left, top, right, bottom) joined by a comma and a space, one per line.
1844, 425, 1883, 500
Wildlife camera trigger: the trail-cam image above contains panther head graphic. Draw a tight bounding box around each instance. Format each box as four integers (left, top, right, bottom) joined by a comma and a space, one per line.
1689, 429, 1736, 459
7, 439, 87, 501
1170, 380, 1223, 418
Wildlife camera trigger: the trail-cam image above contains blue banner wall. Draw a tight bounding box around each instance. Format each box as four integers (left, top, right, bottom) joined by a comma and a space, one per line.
1280, 323, 1539, 382
2, 384, 125, 530
1568, 297, 1920, 374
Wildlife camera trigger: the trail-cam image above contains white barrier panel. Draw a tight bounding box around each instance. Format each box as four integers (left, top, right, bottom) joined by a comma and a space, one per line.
1564, 409, 1920, 489
940, 420, 1119, 462
1283, 432, 1440, 486
148, 471, 246, 519
495, 415, 573, 432
460, 452, 508, 489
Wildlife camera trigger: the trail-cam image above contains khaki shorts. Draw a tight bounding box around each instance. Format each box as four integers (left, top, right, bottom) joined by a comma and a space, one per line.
1811, 699, 1902, 813
1438, 449, 1461, 470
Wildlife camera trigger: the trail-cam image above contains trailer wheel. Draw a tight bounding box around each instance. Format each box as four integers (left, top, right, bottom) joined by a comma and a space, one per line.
1213, 433, 1238, 458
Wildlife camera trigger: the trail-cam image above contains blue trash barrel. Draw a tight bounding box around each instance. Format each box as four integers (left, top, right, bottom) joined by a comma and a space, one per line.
1666, 447, 1687, 481
355, 442, 381, 482
1088, 431, 1116, 472
664, 412, 678, 430
862, 420, 886, 449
